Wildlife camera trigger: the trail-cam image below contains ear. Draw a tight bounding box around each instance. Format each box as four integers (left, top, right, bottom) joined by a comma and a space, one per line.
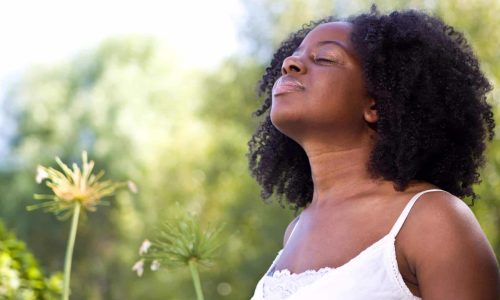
363, 98, 378, 124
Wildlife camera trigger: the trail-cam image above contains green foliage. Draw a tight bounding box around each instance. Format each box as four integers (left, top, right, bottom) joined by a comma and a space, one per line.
0, 220, 62, 300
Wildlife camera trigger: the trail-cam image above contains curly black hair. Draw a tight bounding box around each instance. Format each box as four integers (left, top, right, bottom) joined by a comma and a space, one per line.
248, 6, 495, 211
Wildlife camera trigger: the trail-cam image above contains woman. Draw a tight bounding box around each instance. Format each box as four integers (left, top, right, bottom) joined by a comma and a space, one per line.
249, 6, 499, 300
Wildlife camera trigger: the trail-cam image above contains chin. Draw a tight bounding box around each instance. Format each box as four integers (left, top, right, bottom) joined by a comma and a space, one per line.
270, 109, 305, 142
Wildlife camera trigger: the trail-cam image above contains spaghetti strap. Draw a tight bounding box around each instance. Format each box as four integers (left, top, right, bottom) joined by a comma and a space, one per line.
287, 216, 301, 243
265, 215, 301, 276
388, 189, 444, 237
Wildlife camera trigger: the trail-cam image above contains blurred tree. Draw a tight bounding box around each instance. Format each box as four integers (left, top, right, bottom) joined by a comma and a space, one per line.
1, 36, 216, 299
434, 0, 500, 256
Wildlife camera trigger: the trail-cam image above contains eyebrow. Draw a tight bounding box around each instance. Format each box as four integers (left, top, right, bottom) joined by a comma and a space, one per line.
294, 40, 352, 56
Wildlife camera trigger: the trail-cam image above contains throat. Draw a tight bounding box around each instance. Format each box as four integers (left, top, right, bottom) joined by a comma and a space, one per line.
306, 147, 384, 206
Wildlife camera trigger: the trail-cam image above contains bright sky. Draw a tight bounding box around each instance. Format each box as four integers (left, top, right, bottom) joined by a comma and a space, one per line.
0, 0, 244, 159
0, 0, 243, 84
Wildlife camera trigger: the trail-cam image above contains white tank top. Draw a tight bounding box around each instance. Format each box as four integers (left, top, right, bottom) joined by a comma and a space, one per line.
251, 189, 445, 300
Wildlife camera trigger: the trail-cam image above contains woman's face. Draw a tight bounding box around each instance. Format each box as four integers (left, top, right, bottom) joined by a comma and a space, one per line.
271, 22, 376, 147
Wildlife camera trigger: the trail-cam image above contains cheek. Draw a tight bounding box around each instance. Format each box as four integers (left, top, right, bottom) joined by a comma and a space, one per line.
315, 75, 354, 106
311, 74, 367, 121
322, 71, 364, 98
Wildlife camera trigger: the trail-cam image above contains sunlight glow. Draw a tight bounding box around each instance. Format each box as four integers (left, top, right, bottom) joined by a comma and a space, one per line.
0, 0, 242, 81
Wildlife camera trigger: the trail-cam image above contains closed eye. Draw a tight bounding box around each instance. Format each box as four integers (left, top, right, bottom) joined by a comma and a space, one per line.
314, 57, 339, 64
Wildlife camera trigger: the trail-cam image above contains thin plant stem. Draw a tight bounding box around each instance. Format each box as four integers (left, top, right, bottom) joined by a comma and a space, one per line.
188, 259, 204, 300
62, 203, 81, 300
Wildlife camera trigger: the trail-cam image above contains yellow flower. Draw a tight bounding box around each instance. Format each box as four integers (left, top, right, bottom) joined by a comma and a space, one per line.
29, 151, 132, 219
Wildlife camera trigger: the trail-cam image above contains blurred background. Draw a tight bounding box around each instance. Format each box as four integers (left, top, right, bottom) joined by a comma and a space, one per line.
0, 0, 498, 299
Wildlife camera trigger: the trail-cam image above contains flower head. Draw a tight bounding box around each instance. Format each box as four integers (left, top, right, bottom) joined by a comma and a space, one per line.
132, 212, 224, 300
29, 151, 130, 219
131, 259, 145, 277
150, 260, 161, 271
143, 216, 224, 269
139, 239, 151, 255
133, 211, 225, 277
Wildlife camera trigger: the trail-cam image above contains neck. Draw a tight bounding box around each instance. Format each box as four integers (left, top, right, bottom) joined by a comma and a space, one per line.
303, 136, 387, 206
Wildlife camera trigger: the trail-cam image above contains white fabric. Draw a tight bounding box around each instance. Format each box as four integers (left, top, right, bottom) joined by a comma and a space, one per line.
251, 189, 444, 300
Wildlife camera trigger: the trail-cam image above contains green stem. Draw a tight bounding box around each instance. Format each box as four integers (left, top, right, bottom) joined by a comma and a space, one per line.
188, 259, 204, 300
62, 204, 81, 300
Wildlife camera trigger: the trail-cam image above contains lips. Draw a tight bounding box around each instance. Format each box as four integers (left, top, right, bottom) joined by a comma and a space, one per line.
273, 76, 305, 96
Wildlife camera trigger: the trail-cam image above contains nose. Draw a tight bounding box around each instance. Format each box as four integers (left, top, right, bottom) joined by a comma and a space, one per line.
281, 55, 306, 75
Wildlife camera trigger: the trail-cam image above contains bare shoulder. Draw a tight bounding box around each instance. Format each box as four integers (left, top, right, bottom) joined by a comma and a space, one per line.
402, 190, 500, 299
409, 191, 485, 235
283, 214, 301, 248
